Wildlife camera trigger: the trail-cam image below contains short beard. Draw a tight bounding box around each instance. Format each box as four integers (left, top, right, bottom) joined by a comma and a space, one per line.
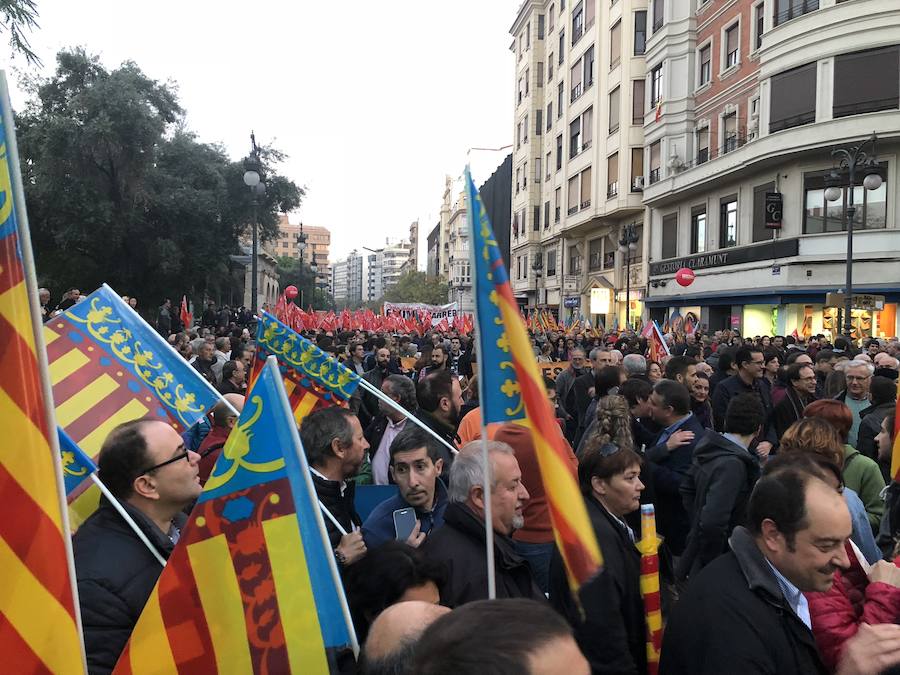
511, 514, 525, 531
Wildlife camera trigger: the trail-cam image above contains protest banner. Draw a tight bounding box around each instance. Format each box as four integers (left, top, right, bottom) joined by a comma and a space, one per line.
538, 361, 569, 381
383, 301, 459, 326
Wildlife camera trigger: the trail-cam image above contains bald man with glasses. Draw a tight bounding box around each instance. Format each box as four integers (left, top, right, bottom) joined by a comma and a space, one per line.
73, 419, 202, 674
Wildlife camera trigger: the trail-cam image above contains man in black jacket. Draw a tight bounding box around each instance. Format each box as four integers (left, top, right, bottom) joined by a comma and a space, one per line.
299, 407, 369, 571
678, 393, 764, 581
364, 374, 418, 486
711, 345, 776, 457
415, 370, 463, 474
772, 362, 818, 438
73, 419, 202, 675
646, 379, 708, 558
421, 441, 543, 607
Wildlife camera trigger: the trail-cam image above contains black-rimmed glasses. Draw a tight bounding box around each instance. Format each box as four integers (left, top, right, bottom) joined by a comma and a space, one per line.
141, 451, 191, 474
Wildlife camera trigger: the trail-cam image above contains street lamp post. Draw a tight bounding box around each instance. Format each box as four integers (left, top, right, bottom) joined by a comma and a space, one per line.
243, 132, 266, 316
531, 252, 543, 311
823, 133, 882, 340
618, 223, 639, 330
296, 221, 309, 307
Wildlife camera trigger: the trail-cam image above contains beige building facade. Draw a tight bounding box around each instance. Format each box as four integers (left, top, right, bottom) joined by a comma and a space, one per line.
275, 215, 331, 288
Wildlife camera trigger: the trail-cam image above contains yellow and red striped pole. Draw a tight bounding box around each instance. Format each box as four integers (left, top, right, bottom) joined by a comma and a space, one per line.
637, 504, 663, 674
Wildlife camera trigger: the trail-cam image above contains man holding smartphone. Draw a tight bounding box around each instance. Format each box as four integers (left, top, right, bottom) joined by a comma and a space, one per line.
362, 427, 449, 549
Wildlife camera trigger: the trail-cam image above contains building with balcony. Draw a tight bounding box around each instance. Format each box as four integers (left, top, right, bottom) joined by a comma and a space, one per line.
510, 0, 649, 328
427, 222, 441, 277
642, 0, 900, 338
331, 250, 368, 305
365, 240, 411, 301
275, 216, 331, 288
446, 190, 474, 312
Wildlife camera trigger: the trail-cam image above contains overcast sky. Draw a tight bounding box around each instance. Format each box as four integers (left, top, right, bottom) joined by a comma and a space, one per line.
6, 0, 522, 265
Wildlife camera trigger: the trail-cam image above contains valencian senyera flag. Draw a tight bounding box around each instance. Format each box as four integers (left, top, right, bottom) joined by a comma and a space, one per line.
891, 379, 900, 481
466, 166, 603, 594
114, 356, 357, 674
0, 71, 86, 673
252, 311, 361, 424
58, 427, 97, 496
45, 284, 222, 525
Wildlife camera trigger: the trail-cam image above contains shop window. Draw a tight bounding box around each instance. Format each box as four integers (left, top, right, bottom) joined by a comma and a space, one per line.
803, 164, 888, 234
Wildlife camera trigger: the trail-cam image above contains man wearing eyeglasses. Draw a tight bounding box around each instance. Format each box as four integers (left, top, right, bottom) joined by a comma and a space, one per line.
73, 419, 202, 674
835, 360, 875, 450
773, 363, 819, 438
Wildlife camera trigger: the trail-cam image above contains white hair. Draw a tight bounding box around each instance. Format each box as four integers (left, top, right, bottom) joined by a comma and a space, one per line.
622, 353, 647, 375
448, 440, 514, 503
845, 359, 875, 375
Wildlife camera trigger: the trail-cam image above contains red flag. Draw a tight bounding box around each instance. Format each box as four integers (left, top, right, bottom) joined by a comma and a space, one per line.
180, 295, 193, 329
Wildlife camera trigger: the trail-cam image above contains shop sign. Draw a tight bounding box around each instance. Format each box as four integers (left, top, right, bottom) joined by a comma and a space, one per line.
649, 238, 799, 276
825, 293, 886, 310
564, 296, 581, 308
589, 288, 611, 314
765, 192, 783, 228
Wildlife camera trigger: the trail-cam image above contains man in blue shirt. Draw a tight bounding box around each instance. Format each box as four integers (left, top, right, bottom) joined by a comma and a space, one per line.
362, 426, 449, 549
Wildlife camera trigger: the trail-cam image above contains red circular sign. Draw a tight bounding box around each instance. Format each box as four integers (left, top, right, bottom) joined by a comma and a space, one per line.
284, 285, 299, 299
675, 268, 695, 287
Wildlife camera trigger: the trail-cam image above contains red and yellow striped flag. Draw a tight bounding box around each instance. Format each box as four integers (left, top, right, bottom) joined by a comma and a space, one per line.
0, 73, 85, 673
466, 168, 602, 593
890, 379, 900, 481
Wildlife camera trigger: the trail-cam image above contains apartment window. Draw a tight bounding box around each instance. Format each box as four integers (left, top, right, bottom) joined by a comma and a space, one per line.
568, 175, 579, 214
662, 213, 677, 258
538, 14, 545, 39
549, 4, 555, 31
754, 3, 764, 50
603, 234, 616, 269
547, 249, 557, 276
720, 197, 738, 248
546, 151, 552, 179
583, 45, 595, 89
773, 0, 820, 27
547, 102, 553, 130
649, 141, 661, 184
515, 166, 521, 193
724, 24, 739, 69
609, 86, 620, 133
803, 164, 887, 233
833, 47, 900, 118
556, 134, 563, 170
722, 112, 738, 153
580, 166, 592, 208
697, 127, 709, 164
632, 80, 645, 124
523, 160, 528, 188
572, 1, 584, 45
538, 63, 544, 88
517, 255, 521, 278
557, 81, 564, 116
534, 205, 541, 231
631, 148, 644, 190
544, 201, 551, 229
769, 63, 816, 132
536, 156, 542, 182
652, 0, 664, 32
634, 11, 647, 55
536, 110, 543, 136
582, 106, 593, 149
569, 245, 582, 276
699, 44, 711, 86
549, 56, 554, 81
650, 65, 663, 107
518, 77, 524, 105
559, 30, 565, 64
610, 21, 622, 69
555, 187, 562, 221
512, 211, 519, 239
569, 118, 581, 158
690, 207, 706, 254
589, 237, 602, 270
585, 0, 595, 29
607, 153, 619, 197
752, 182, 775, 242
525, 68, 530, 96
523, 114, 529, 144
571, 59, 584, 102
516, 120, 521, 147
560, 0, 565, 11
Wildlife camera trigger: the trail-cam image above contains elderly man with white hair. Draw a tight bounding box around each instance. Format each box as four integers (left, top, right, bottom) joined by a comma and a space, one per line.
835, 359, 876, 449
421, 441, 542, 607
622, 353, 647, 377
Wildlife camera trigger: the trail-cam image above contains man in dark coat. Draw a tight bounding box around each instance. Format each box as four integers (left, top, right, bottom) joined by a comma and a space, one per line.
678, 393, 764, 581
73, 419, 202, 674
351, 347, 399, 429
299, 407, 369, 570
554, 348, 587, 442
661, 454, 849, 675
711, 345, 777, 455
772, 362, 818, 439
858, 375, 897, 464
646, 379, 708, 558
155, 298, 172, 337
414, 370, 463, 474
421, 441, 543, 607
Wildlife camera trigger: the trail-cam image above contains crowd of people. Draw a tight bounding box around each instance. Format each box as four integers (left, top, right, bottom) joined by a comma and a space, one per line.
62, 293, 900, 674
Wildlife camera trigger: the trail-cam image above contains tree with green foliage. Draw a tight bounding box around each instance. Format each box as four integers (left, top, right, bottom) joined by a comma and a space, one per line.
274, 255, 334, 310
0, 0, 41, 65
383, 271, 450, 305
17, 48, 304, 311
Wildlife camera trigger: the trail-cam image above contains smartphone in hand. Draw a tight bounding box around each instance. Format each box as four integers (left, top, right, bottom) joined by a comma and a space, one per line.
393, 507, 418, 541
